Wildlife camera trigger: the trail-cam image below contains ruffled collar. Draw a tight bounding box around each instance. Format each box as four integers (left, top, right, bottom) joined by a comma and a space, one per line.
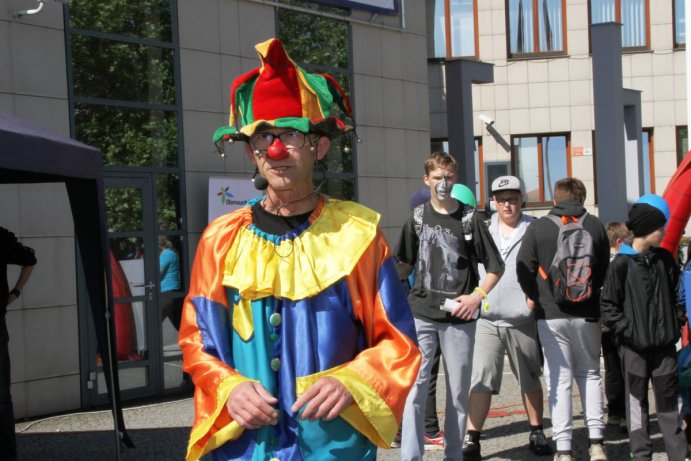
222, 195, 380, 300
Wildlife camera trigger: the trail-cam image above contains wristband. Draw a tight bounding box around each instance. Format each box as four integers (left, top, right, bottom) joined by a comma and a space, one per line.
473, 286, 488, 298
10, 288, 20, 297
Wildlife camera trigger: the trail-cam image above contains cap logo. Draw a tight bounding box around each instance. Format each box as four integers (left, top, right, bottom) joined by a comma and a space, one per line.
498, 179, 510, 187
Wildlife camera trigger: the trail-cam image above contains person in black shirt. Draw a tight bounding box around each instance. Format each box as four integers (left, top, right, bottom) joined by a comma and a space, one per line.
396, 151, 504, 461
0, 227, 36, 461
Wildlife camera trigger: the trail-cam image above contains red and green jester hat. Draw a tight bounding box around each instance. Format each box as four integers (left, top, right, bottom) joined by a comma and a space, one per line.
213, 37, 354, 147
180, 38, 421, 461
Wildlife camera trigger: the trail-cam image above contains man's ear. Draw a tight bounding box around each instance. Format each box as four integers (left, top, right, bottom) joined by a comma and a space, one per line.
315, 136, 330, 161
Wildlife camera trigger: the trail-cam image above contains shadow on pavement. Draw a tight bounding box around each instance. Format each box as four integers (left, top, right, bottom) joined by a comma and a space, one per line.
17, 427, 189, 461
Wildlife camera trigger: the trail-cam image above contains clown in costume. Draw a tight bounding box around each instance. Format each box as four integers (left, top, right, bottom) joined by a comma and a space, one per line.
179, 38, 421, 461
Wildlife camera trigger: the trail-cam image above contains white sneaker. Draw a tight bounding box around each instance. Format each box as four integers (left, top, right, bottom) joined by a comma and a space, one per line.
589, 443, 607, 461
554, 453, 573, 461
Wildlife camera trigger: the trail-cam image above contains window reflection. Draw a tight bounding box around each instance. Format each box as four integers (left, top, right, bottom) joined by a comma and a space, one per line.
75, 105, 178, 167
513, 134, 569, 204
590, 0, 648, 48
69, 0, 173, 41
675, 0, 686, 46
157, 174, 181, 230
105, 188, 143, 232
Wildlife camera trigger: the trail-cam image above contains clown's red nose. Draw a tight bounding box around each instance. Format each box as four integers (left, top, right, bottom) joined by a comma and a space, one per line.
266, 138, 289, 160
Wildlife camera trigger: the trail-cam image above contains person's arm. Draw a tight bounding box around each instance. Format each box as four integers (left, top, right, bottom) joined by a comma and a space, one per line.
8, 265, 34, 304
516, 221, 540, 303
453, 213, 504, 319
600, 257, 628, 336
393, 216, 417, 281
452, 271, 501, 320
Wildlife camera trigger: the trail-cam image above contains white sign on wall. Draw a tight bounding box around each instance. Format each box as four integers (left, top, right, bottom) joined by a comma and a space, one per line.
208, 177, 264, 223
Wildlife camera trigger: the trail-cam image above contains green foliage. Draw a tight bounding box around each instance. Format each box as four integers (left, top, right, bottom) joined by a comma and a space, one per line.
69, 0, 172, 41
74, 104, 178, 167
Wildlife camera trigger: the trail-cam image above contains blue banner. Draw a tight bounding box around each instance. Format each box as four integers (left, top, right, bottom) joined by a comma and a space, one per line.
315, 0, 398, 15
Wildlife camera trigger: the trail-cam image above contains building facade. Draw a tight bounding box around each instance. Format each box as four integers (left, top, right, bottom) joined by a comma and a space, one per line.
428, 0, 687, 212
1, 0, 431, 418
0, 0, 688, 419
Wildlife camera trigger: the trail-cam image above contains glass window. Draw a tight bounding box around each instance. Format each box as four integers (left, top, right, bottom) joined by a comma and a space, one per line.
590, 0, 649, 49
74, 104, 178, 167
675, 0, 686, 47
69, 0, 173, 41
677, 126, 688, 165
71, 35, 175, 105
157, 173, 181, 230
513, 134, 569, 205
508, 0, 565, 57
641, 129, 654, 194
429, 0, 476, 58
277, 3, 356, 200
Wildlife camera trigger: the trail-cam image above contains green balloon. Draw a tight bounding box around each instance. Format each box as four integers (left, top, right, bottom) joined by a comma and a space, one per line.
451, 184, 476, 207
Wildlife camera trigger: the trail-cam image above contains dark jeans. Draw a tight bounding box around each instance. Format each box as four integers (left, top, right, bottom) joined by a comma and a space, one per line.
621, 345, 686, 461
602, 330, 625, 417
0, 311, 16, 461
425, 345, 441, 434
160, 296, 183, 331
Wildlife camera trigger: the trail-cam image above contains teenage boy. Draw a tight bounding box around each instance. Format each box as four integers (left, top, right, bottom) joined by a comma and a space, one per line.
463, 176, 551, 460
516, 177, 610, 461
396, 151, 504, 461
601, 195, 687, 461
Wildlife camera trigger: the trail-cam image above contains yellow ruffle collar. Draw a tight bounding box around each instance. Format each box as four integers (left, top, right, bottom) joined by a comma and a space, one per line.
222, 196, 380, 300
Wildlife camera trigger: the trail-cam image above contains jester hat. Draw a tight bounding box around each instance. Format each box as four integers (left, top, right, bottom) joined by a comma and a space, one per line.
213, 38, 354, 145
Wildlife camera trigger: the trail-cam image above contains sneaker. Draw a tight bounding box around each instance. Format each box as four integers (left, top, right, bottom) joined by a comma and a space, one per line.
424, 430, 444, 450
588, 443, 607, 461
553, 454, 573, 461
462, 434, 481, 460
529, 429, 553, 455
607, 414, 624, 426
390, 430, 401, 448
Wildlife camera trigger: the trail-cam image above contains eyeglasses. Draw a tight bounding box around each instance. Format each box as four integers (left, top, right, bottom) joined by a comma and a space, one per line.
249, 130, 311, 152
494, 196, 520, 205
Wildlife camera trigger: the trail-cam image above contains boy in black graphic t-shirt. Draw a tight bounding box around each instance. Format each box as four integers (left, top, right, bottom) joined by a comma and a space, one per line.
395, 152, 504, 460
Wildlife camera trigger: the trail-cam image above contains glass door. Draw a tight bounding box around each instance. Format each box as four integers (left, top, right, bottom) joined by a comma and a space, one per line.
86, 175, 161, 401
83, 172, 188, 405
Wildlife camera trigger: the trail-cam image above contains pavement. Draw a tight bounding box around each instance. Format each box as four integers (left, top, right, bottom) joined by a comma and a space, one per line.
14, 358, 674, 460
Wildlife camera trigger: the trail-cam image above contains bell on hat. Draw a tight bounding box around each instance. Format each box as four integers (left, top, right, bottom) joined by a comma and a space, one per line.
213, 38, 355, 149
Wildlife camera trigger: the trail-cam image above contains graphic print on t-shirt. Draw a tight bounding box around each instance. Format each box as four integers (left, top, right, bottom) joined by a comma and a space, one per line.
418, 222, 463, 297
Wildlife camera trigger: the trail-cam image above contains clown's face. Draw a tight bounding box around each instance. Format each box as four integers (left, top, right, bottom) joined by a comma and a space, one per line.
245, 127, 329, 196
424, 167, 456, 202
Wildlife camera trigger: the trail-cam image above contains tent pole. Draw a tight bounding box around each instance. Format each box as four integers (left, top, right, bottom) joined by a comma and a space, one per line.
103, 304, 123, 460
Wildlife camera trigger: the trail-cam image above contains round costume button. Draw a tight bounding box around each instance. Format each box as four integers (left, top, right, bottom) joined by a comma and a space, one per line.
270, 357, 281, 371
269, 313, 282, 327
269, 458, 280, 461
270, 333, 279, 342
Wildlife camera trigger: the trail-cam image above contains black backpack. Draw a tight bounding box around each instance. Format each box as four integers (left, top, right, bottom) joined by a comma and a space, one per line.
539, 213, 596, 305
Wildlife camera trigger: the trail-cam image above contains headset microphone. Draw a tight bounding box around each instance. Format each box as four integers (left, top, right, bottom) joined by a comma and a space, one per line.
252, 168, 269, 190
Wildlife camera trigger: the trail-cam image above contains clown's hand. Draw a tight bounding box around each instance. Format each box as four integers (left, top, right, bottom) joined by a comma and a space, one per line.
226, 381, 279, 429
290, 376, 353, 421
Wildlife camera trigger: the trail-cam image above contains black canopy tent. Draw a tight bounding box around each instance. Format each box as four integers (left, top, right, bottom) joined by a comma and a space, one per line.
0, 110, 131, 458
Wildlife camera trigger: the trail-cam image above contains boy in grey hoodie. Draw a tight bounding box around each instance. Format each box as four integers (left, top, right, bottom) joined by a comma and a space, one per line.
463, 176, 551, 460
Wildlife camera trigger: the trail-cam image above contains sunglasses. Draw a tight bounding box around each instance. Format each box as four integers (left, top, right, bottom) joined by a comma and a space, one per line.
494, 196, 520, 205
